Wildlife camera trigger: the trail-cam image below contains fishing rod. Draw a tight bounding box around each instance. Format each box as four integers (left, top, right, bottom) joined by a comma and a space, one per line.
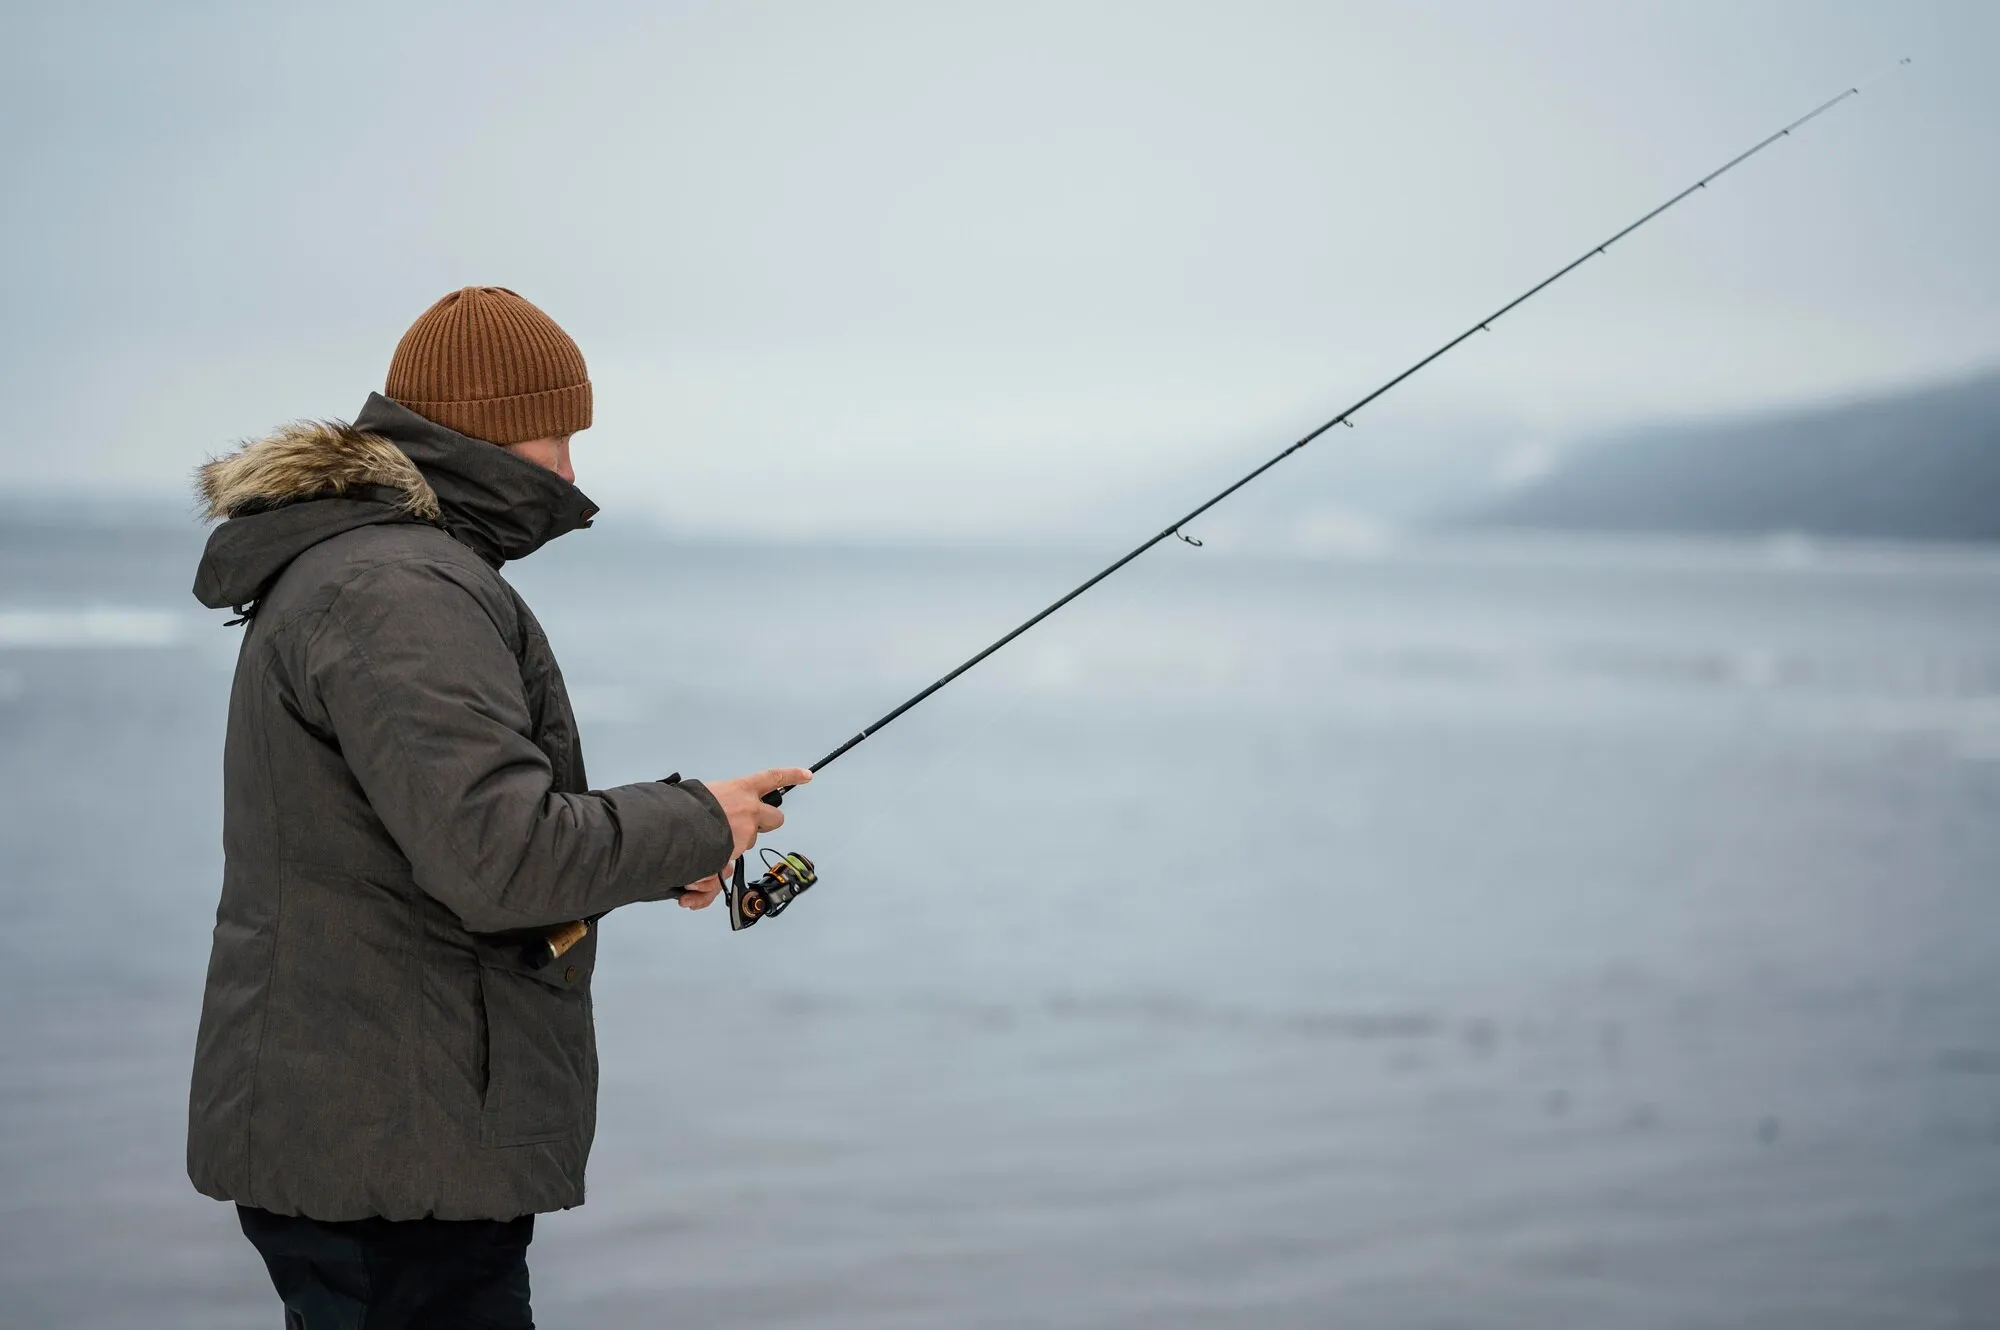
554, 65, 1910, 946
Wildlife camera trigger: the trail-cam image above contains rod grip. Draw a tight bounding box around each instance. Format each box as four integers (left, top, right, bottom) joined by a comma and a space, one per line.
522, 919, 590, 969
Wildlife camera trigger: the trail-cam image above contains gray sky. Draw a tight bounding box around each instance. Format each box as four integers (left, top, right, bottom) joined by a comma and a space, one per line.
3, 0, 1994, 540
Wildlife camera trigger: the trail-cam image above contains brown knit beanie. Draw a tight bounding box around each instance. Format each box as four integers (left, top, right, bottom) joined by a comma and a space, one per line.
385, 287, 592, 445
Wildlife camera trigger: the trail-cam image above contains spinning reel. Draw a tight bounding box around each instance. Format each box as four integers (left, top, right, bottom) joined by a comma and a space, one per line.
726, 847, 818, 931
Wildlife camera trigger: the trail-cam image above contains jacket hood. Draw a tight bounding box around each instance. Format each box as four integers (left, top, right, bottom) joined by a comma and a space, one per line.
192, 395, 598, 611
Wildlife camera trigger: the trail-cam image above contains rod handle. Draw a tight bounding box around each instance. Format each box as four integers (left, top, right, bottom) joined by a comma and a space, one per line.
522, 919, 590, 969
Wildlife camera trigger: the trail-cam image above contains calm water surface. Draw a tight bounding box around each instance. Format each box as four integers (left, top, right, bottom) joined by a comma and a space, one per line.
2, 521, 1997, 1327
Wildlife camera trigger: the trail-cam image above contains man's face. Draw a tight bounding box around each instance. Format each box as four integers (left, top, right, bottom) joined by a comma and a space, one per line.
502, 434, 575, 485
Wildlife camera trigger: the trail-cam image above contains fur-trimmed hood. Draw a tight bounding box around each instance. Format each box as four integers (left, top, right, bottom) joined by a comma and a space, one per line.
197, 419, 441, 522
192, 394, 598, 613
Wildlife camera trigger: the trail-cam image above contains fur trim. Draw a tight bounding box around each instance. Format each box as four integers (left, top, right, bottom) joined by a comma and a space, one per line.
198, 420, 440, 522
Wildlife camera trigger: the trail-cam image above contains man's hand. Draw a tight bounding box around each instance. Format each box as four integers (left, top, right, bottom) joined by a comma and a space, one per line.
704, 763, 811, 854
678, 766, 810, 911
677, 874, 724, 910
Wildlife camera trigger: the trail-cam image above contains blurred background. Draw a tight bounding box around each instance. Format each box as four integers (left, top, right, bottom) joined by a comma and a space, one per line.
4, 2, 1999, 1326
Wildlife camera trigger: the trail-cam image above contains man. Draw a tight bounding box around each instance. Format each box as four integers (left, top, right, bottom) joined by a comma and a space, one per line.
187, 286, 809, 1327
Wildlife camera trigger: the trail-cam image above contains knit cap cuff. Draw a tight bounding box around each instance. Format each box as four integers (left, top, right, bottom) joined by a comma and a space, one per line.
392, 381, 593, 446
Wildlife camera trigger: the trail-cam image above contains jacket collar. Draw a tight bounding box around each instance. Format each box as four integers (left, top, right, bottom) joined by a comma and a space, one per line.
352, 393, 598, 567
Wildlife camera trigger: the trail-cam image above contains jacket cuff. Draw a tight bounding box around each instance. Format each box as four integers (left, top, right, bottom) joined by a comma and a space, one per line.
670, 778, 735, 889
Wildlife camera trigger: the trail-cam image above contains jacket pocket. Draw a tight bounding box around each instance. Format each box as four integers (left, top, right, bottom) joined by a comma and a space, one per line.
475, 961, 595, 1148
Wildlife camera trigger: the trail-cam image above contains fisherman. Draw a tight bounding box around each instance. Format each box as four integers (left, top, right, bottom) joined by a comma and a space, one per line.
186, 286, 809, 1328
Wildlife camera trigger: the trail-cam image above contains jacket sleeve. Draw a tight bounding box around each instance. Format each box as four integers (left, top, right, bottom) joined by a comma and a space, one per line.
305, 555, 735, 933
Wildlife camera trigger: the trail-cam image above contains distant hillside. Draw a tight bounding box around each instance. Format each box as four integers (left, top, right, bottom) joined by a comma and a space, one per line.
1462, 372, 2000, 543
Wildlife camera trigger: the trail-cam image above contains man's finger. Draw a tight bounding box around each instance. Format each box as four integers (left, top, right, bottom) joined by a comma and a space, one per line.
753, 805, 785, 833
678, 872, 722, 909
751, 767, 813, 794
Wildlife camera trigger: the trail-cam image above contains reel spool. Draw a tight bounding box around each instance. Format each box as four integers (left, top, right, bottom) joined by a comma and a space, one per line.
726, 848, 818, 932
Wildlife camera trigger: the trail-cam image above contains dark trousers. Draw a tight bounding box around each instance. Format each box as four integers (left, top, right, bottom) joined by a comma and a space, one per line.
237, 1205, 535, 1330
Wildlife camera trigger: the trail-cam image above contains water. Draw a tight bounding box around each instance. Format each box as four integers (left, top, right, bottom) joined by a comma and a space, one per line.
3, 519, 1998, 1327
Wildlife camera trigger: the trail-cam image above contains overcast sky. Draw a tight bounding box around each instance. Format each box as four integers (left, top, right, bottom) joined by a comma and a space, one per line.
2, 1, 1994, 539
